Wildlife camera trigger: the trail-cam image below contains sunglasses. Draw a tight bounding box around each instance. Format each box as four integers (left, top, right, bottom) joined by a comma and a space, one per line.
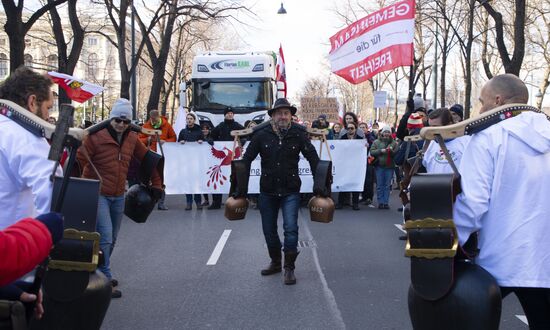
114, 118, 131, 124
347, 127, 355, 130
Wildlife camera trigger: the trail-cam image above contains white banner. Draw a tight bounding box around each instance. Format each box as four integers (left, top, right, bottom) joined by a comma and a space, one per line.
163, 140, 367, 194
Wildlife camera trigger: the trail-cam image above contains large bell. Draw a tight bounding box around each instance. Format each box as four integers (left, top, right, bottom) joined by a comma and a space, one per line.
308, 196, 334, 223
124, 184, 156, 223
224, 196, 248, 221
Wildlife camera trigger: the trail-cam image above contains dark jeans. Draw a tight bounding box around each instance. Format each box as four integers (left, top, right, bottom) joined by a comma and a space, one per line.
337, 192, 359, 206
258, 193, 300, 252
362, 165, 375, 201
186, 194, 201, 205
501, 287, 550, 329
212, 194, 222, 206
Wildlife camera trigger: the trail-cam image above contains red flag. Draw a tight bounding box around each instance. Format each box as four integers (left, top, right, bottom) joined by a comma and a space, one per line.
276, 44, 287, 97
47, 72, 104, 103
328, 0, 415, 84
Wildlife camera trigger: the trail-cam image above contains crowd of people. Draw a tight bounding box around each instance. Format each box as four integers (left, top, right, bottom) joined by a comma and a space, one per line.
0, 66, 548, 328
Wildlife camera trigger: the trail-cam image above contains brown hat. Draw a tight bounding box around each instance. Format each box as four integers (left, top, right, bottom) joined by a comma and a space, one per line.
268, 98, 297, 116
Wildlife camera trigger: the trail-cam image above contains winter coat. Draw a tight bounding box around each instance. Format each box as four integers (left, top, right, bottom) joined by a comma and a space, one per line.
0, 218, 52, 286
370, 137, 398, 168
178, 124, 203, 142
211, 119, 244, 141
242, 123, 320, 195
77, 126, 162, 196
139, 116, 177, 152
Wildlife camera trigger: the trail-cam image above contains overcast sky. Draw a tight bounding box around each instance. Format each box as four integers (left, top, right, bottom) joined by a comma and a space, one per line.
234, 0, 343, 102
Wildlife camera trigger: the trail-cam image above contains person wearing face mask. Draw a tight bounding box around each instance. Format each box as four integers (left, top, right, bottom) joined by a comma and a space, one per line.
178, 113, 204, 210
77, 98, 163, 298
370, 126, 398, 209
336, 122, 363, 210
242, 98, 319, 285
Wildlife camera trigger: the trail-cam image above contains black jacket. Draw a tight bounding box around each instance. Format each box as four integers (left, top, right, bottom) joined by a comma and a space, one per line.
178, 125, 202, 142
211, 119, 244, 141
243, 123, 320, 196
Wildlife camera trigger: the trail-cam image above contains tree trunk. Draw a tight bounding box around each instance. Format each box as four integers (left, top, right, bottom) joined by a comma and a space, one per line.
535, 66, 550, 109
463, 0, 475, 119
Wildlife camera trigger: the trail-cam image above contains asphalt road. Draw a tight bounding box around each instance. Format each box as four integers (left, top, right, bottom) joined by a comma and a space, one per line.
102, 192, 528, 330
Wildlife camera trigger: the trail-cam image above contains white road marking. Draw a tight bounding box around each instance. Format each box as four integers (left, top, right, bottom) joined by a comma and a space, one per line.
302, 216, 346, 329
207, 230, 232, 265
516, 315, 528, 325
394, 224, 406, 233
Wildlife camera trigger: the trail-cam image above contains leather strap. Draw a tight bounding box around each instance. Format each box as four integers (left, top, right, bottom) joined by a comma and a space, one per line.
229, 160, 249, 198
138, 150, 162, 185
313, 160, 332, 197
407, 174, 460, 301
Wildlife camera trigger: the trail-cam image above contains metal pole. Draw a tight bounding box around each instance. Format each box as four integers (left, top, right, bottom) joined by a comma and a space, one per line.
130, 1, 137, 120
432, 22, 438, 110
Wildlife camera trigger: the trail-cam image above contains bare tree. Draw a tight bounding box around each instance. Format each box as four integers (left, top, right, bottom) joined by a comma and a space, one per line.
478, 0, 526, 76
527, 0, 550, 109
1, 0, 68, 71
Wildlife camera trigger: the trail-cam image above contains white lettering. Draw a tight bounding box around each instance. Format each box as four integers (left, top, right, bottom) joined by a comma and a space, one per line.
395, 3, 410, 16
348, 51, 393, 81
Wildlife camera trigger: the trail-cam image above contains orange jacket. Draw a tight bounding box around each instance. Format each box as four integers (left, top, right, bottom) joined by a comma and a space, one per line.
139, 116, 177, 152
77, 127, 162, 196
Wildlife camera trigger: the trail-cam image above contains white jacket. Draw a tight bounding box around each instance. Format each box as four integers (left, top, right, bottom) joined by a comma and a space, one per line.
422, 136, 470, 174
0, 115, 60, 229
453, 111, 550, 288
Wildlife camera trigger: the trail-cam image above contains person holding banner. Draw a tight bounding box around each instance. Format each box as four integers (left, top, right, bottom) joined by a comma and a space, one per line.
209, 109, 244, 209
242, 98, 319, 285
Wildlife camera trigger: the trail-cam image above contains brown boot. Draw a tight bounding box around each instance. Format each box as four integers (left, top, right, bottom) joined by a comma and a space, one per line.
261, 248, 282, 276
283, 250, 300, 285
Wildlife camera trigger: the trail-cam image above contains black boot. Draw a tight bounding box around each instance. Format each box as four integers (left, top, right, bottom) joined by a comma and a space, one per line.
261, 248, 282, 275
284, 250, 300, 285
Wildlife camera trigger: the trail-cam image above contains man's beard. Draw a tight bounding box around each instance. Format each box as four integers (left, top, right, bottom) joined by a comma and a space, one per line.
275, 119, 290, 129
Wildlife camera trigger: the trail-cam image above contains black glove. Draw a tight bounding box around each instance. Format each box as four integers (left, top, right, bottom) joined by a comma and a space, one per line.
207, 139, 214, 146
149, 187, 164, 201
35, 212, 64, 244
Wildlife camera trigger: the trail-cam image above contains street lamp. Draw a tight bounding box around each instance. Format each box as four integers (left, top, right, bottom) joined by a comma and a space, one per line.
277, 2, 287, 14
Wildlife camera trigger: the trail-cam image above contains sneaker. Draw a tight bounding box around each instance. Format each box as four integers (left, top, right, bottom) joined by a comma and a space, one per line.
110, 279, 119, 287
363, 198, 372, 205
367, 203, 376, 208
201, 201, 209, 206
196, 204, 203, 210
111, 288, 122, 299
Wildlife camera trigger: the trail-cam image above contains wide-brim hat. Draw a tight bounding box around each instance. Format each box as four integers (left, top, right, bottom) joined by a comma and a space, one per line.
268, 98, 297, 116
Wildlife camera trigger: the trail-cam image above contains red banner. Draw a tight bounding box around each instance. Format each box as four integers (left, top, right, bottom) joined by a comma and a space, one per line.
329, 0, 415, 84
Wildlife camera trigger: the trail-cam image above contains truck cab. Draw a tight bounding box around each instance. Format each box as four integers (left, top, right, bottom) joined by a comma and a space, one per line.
181, 51, 282, 128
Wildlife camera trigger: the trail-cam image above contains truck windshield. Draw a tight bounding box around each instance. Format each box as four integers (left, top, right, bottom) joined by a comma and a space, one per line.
193, 80, 271, 113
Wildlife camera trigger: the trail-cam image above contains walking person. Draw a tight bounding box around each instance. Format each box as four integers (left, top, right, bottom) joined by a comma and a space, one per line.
454, 74, 550, 328
178, 112, 204, 210
77, 98, 163, 298
370, 126, 398, 209
242, 98, 319, 285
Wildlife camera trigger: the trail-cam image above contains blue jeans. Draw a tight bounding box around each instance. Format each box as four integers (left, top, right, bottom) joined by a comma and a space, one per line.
96, 195, 125, 279
186, 194, 201, 205
258, 193, 300, 252
375, 167, 394, 205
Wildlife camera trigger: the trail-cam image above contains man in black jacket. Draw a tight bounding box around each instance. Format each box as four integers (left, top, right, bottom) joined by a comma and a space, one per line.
208, 109, 244, 209
242, 98, 319, 285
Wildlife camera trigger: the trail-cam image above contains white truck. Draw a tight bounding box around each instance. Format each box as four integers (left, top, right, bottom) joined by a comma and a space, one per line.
178, 51, 285, 129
